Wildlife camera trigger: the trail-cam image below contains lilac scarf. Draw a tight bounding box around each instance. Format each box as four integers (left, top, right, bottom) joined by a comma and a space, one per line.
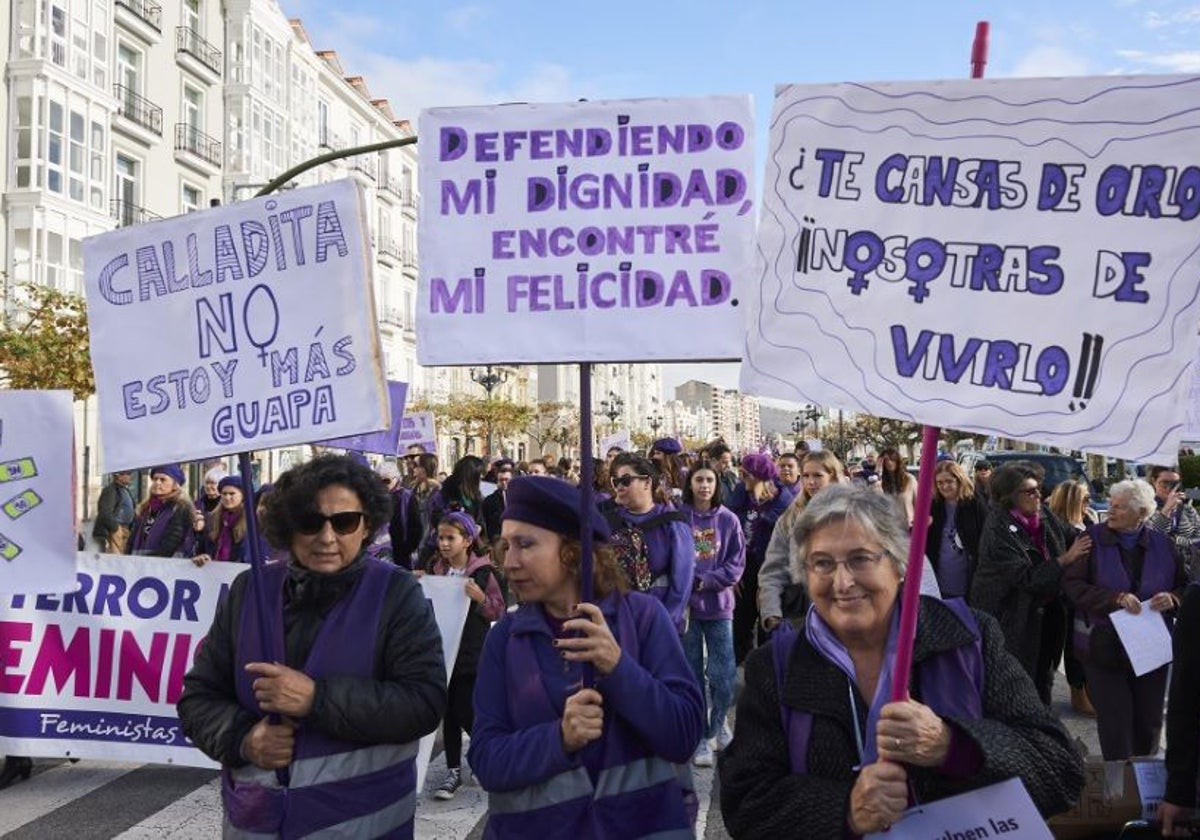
1009, 508, 1047, 560
214, 509, 240, 562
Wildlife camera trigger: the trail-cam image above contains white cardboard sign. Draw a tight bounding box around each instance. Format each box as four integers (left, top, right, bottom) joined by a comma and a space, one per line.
0, 391, 77, 595
743, 75, 1200, 463
417, 96, 756, 364
397, 411, 437, 453
84, 179, 389, 470
865, 777, 1051, 839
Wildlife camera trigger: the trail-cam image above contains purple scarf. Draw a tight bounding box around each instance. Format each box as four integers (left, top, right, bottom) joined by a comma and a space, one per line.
1009, 508, 1047, 560
214, 509, 240, 562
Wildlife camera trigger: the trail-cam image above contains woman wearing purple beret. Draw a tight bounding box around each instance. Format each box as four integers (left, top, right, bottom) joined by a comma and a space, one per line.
470, 476, 705, 839
126, 464, 195, 557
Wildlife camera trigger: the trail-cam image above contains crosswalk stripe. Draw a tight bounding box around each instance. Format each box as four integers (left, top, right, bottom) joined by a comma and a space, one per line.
0, 760, 141, 836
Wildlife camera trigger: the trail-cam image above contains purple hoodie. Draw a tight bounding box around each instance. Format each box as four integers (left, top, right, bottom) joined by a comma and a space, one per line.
679, 503, 745, 621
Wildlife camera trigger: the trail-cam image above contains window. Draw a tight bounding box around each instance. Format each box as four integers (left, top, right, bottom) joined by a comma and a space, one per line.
50, 3, 67, 66
90, 121, 105, 210
318, 101, 329, 145
15, 96, 33, 188
69, 110, 85, 201
48, 101, 65, 194
11, 229, 33, 284
114, 153, 138, 224
69, 238, 84, 294
118, 43, 141, 95
45, 232, 65, 291
183, 84, 202, 131
181, 183, 201, 213
183, 0, 200, 34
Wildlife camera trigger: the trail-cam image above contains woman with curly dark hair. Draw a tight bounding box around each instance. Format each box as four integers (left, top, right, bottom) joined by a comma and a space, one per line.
178, 454, 447, 839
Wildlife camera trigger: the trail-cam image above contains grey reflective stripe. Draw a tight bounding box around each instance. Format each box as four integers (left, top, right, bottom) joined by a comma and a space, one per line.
290, 741, 419, 788
222, 814, 277, 839
650, 575, 669, 589
228, 764, 282, 788
640, 831, 696, 840
488, 765, 593, 815
595, 756, 677, 800
1073, 617, 1092, 637
674, 762, 695, 794
304, 788, 416, 839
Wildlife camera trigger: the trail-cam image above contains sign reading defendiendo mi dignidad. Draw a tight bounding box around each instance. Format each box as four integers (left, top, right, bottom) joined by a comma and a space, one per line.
742, 74, 1200, 463
417, 96, 756, 365
83, 179, 390, 471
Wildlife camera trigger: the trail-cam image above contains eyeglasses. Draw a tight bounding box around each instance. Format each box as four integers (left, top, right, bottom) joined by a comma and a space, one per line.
805, 550, 888, 577
295, 510, 365, 535
611, 474, 649, 489
1017, 487, 1041, 498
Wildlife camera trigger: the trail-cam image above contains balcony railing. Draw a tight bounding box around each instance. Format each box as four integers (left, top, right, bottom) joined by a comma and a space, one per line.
115, 0, 162, 29
378, 237, 402, 261
401, 188, 417, 211
401, 248, 418, 269
380, 177, 404, 200
113, 84, 163, 135
318, 130, 345, 151
175, 123, 222, 167
350, 156, 377, 181
175, 26, 221, 76
110, 199, 162, 228
379, 307, 405, 328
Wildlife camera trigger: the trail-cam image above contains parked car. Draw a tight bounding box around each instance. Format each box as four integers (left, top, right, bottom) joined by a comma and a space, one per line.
958, 451, 1108, 520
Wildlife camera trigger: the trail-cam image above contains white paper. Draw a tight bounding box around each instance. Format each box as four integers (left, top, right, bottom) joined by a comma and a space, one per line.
1109, 601, 1173, 677
415, 575, 470, 791
865, 776, 1051, 839
1132, 760, 1168, 820
743, 74, 1200, 463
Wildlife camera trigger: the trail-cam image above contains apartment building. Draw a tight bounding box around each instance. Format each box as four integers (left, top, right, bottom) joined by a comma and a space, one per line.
676, 378, 761, 453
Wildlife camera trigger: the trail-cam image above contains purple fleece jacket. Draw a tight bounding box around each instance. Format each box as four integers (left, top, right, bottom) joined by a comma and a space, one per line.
679, 503, 745, 621
618, 503, 697, 633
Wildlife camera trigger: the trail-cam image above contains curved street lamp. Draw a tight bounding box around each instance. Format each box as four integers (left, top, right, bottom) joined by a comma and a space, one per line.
470, 365, 509, 455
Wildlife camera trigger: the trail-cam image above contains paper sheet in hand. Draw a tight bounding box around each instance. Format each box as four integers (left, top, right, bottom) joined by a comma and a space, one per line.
1109, 602, 1173, 677
865, 777, 1051, 839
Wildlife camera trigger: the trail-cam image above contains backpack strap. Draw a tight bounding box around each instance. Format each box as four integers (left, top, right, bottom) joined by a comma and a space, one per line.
770, 623, 811, 775
638, 510, 688, 532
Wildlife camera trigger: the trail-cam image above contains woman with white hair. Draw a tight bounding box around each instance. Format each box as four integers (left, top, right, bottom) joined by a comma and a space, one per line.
1064, 478, 1188, 760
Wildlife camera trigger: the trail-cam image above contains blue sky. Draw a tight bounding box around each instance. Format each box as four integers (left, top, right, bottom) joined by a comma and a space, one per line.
280, 0, 1200, 396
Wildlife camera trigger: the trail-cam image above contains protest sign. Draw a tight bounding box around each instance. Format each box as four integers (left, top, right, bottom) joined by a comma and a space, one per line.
84, 179, 389, 471
1184, 344, 1200, 442
417, 96, 756, 364
0, 391, 77, 596
415, 574, 469, 791
397, 411, 437, 453
319, 380, 409, 456
0, 554, 241, 766
599, 430, 632, 455
865, 777, 1051, 839
742, 75, 1200, 463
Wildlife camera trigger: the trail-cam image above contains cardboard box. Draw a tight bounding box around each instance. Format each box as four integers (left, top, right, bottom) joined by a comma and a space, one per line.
1048, 754, 1164, 839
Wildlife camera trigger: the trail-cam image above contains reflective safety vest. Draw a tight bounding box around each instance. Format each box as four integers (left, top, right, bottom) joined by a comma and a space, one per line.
223, 558, 420, 839
485, 594, 697, 840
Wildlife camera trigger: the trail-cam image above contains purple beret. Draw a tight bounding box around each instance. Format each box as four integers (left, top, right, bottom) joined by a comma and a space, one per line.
651, 437, 683, 455
217, 475, 243, 493
150, 464, 186, 486
501, 476, 611, 543
440, 510, 481, 542
740, 453, 778, 482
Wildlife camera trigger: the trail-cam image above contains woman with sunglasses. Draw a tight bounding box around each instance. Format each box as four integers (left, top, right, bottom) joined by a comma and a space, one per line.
606, 452, 696, 634
178, 454, 447, 839
969, 461, 1091, 704
720, 485, 1082, 837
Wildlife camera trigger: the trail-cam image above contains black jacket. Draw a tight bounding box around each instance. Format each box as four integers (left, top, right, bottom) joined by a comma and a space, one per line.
387, 487, 423, 567
1165, 583, 1200, 806
177, 555, 447, 767
481, 488, 506, 543
719, 597, 1083, 838
928, 495, 988, 585
93, 481, 133, 541
969, 504, 1074, 675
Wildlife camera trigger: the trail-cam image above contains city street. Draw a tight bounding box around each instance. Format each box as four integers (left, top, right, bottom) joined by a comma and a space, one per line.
0, 673, 1104, 839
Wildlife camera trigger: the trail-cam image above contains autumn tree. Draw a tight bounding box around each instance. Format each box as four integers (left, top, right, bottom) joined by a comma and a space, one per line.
525, 401, 579, 457
413, 394, 534, 456
0, 282, 94, 399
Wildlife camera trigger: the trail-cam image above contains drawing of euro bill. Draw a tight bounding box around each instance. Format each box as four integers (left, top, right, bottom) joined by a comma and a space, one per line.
0, 532, 20, 561
0, 457, 37, 483
2, 489, 42, 520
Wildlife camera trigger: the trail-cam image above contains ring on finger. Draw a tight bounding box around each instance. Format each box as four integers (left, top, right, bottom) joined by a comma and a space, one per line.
893, 736, 902, 750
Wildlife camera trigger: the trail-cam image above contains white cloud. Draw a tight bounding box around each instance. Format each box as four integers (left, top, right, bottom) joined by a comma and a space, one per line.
444, 5, 490, 34
1117, 48, 1200, 71
1008, 45, 1092, 78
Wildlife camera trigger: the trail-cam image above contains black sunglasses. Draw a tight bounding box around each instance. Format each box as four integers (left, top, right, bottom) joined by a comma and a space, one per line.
611, 474, 649, 489
295, 510, 365, 535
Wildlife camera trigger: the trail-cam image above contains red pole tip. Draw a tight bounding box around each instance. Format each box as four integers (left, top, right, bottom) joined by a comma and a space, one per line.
971, 21, 990, 78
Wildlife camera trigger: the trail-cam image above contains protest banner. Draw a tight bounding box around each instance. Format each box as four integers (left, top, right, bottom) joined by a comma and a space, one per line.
599, 430, 632, 455
417, 95, 756, 364
0, 391, 77, 596
742, 74, 1200, 463
414, 574, 470, 791
0, 554, 469, 777
83, 179, 390, 471
397, 410, 437, 453
0, 554, 241, 766
319, 380, 409, 456
1183, 343, 1200, 443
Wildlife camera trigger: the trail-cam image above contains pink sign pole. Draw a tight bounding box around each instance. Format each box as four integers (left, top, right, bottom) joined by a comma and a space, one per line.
890, 20, 989, 703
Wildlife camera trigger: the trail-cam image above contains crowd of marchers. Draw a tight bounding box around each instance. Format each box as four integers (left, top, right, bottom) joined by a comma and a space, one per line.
7, 439, 1200, 838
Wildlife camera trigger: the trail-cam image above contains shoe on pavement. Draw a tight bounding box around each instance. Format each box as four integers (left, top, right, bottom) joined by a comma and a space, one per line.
714, 721, 734, 751
1070, 686, 1097, 718
693, 741, 714, 768
434, 767, 462, 800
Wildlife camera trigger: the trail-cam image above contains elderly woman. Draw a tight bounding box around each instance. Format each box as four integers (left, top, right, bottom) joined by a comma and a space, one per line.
470, 476, 705, 838
928, 460, 988, 599
969, 461, 1091, 704
719, 485, 1083, 837
1063, 479, 1187, 760
127, 464, 195, 557
177, 454, 447, 839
